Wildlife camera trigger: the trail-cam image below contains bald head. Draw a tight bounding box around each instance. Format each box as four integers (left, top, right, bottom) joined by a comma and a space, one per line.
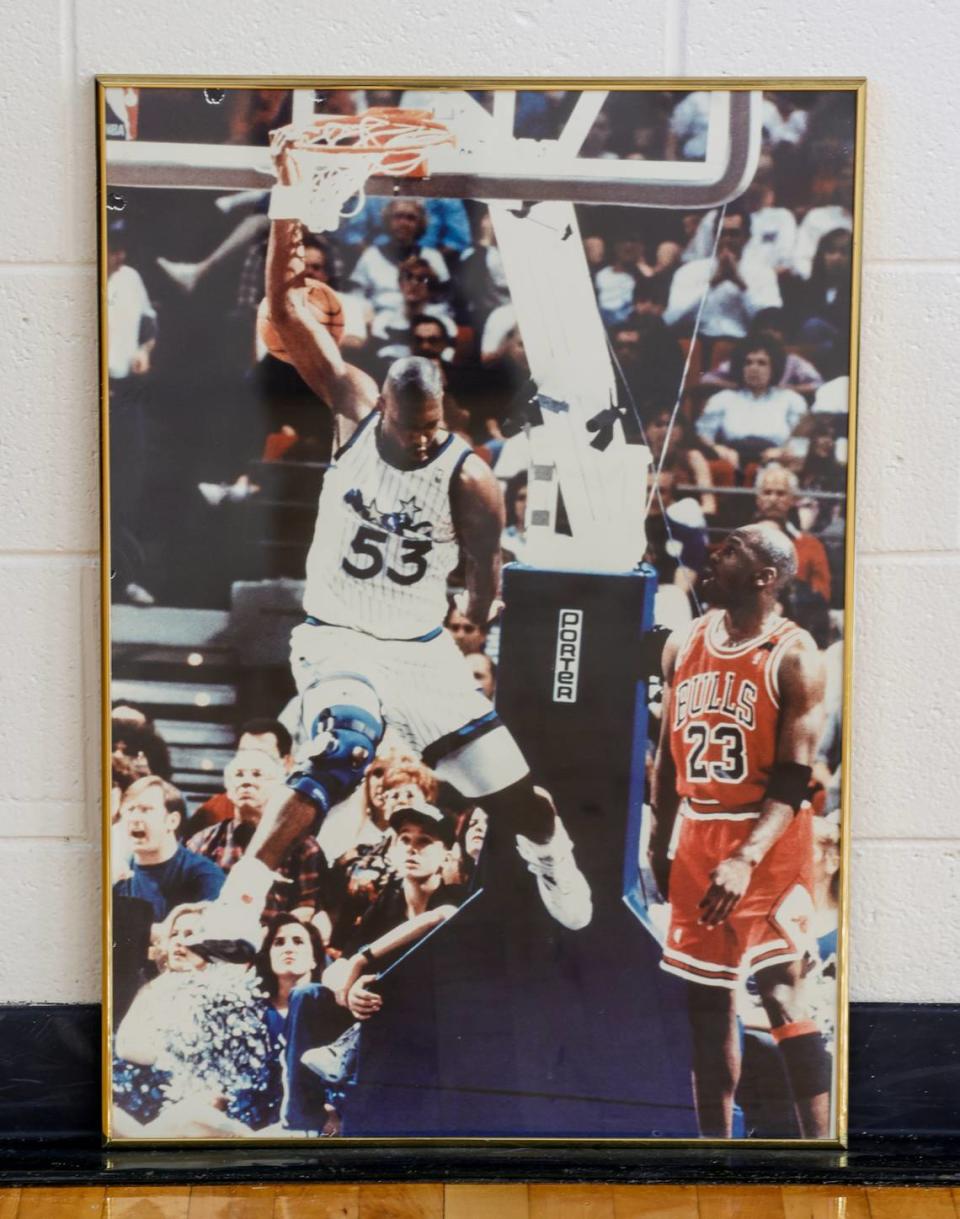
755, 462, 798, 526
384, 356, 443, 412
381, 357, 445, 465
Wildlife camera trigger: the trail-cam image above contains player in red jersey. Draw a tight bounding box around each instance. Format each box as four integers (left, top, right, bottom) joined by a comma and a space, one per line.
649, 522, 831, 1138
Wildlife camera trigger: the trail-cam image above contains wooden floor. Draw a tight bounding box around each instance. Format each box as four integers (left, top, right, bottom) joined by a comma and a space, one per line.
1, 1185, 958, 1216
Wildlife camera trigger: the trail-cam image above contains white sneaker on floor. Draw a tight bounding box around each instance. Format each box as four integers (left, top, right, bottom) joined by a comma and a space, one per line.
515, 816, 593, 931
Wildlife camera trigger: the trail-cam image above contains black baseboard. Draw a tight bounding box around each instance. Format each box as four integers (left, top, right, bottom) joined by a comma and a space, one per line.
0, 1002, 957, 1185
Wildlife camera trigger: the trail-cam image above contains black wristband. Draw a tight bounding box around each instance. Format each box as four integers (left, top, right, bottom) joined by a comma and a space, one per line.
765, 761, 813, 812
357, 943, 377, 965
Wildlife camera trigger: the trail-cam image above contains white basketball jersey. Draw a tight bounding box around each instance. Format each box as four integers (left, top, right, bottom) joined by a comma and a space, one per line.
303, 411, 471, 640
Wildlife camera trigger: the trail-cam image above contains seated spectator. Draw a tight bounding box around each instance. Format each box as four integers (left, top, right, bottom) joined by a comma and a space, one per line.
665, 207, 781, 340
798, 416, 846, 531
181, 717, 295, 840
111, 706, 173, 800
445, 599, 488, 656
701, 309, 823, 398
683, 156, 796, 277
464, 652, 496, 702
253, 914, 331, 1132
186, 749, 328, 928
754, 463, 831, 602
783, 228, 852, 370
501, 471, 528, 562
645, 409, 717, 520
451, 209, 511, 335
255, 913, 326, 1025
112, 902, 210, 1131
348, 199, 448, 313
339, 195, 471, 264
317, 742, 399, 867
369, 256, 456, 365
630, 270, 672, 320
790, 158, 854, 281
402, 314, 474, 444
324, 752, 438, 954
595, 235, 642, 326
610, 315, 685, 430
582, 233, 607, 274
151, 903, 209, 975
514, 90, 576, 140
345, 800, 464, 949
460, 807, 489, 883
114, 902, 279, 1138
407, 312, 450, 361
581, 108, 618, 159
114, 776, 226, 924
666, 91, 711, 161
695, 336, 807, 470
240, 717, 296, 772
110, 711, 174, 870
379, 757, 441, 824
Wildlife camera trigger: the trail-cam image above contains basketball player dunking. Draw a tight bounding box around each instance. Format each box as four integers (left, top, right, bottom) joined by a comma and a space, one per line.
198, 132, 592, 958
650, 523, 832, 1138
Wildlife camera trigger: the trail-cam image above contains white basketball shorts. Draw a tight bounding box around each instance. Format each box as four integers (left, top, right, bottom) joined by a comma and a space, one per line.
289, 621, 528, 799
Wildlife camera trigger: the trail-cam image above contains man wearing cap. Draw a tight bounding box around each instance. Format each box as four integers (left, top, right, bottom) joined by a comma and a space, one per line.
354, 800, 465, 948
281, 798, 463, 1132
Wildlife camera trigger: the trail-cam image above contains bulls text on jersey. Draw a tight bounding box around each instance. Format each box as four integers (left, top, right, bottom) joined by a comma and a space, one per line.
668, 610, 806, 814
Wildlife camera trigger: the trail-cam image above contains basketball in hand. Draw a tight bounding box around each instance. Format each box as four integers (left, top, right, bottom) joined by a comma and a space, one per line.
258, 280, 345, 362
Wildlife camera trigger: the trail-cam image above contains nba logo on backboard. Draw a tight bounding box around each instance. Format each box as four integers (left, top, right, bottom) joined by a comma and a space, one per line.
553, 609, 583, 703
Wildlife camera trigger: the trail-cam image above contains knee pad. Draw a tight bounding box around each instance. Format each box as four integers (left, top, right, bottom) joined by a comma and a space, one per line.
287, 703, 383, 817
771, 1021, 832, 1100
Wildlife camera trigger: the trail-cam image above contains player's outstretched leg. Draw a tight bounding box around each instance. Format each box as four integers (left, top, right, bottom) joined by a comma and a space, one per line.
196, 682, 384, 962
481, 778, 593, 930
754, 961, 831, 1138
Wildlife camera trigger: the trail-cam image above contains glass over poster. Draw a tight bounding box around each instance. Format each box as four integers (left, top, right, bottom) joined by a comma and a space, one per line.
99, 79, 862, 1145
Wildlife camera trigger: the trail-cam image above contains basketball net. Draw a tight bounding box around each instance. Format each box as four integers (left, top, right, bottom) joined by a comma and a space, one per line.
280, 108, 456, 233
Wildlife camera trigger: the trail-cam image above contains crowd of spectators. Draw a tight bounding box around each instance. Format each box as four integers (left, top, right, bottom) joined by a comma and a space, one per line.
108, 87, 851, 1135
111, 689, 493, 1135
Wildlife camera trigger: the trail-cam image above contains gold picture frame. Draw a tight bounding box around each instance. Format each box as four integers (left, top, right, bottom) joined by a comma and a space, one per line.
99, 76, 864, 1148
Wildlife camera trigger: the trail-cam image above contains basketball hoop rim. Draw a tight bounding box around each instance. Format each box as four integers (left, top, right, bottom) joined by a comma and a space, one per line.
286, 107, 456, 159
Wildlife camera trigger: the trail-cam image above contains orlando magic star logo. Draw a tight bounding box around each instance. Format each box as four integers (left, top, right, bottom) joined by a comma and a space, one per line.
344, 489, 433, 538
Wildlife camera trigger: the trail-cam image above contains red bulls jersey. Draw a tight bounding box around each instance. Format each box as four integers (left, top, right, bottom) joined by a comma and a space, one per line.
669, 610, 806, 815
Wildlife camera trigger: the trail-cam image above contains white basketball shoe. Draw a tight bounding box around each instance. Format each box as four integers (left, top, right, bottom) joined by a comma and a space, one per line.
515, 816, 593, 931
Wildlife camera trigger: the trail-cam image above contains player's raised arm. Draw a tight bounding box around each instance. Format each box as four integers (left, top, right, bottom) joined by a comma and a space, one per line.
649, 629, 683, 899
699, 635, 826, 928
450, 453, 506, 630
266, 131, 378, 427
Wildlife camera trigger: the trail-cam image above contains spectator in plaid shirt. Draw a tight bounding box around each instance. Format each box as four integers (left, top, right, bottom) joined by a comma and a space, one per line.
186, 749, 329, 929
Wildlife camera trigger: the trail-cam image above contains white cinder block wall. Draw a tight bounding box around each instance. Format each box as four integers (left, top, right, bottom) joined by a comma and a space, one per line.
1, 0, 955, 1004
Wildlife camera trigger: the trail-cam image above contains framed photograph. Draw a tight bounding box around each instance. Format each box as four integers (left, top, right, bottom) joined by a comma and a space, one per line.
99, 77, 863, 1146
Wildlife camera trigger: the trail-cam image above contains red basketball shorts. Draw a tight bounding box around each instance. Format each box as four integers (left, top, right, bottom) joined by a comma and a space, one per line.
661, 806, 816, 989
